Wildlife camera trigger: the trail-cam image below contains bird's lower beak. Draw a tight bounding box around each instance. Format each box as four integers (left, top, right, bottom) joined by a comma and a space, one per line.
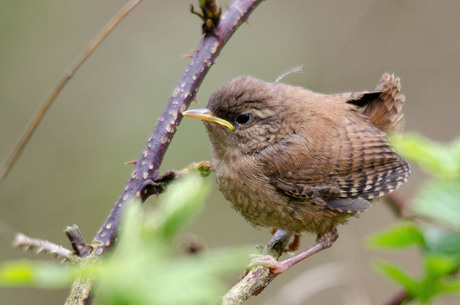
182, 109, 235, 131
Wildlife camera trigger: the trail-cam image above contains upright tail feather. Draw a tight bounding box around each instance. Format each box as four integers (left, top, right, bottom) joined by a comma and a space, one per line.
364, 73, 406, 132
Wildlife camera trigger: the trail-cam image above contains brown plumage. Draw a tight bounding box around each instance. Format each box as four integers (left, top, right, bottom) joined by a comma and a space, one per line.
183, 73, 410, 273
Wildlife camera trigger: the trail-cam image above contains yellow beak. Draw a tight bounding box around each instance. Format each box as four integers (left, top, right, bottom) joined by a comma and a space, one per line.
182, 109, 235, 131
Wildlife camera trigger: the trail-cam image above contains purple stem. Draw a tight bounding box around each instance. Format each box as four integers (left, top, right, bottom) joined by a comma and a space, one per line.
383, 290, 410, 305
90, 0, 264, 256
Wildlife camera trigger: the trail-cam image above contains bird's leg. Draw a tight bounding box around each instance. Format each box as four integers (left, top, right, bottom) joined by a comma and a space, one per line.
270, 228, 301, 252
286, 234, 301, 252
248, 228, 338, 275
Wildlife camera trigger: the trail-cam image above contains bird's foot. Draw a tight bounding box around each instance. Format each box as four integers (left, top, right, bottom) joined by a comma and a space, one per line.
247, 242, 326, 275
246, 230, 339, 275
247, 254, 288, 275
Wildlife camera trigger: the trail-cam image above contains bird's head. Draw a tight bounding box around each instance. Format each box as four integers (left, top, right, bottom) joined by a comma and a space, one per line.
183, 76, 295, 154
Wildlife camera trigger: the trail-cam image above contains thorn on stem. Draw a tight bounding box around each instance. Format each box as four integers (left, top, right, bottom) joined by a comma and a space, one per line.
14, 232, 74, 260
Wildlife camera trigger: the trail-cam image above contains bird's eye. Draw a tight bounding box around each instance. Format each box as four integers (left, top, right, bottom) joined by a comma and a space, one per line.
235, 113, 252, 125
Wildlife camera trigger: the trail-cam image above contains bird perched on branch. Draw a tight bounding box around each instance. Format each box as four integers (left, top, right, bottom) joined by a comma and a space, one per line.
183, 73, 409, 273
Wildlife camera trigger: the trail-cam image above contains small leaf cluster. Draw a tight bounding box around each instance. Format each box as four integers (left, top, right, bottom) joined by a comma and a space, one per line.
368, 133, 460, 304
393, 133, 460, 229
370, 222, 460, 303
0, 175, 252, 305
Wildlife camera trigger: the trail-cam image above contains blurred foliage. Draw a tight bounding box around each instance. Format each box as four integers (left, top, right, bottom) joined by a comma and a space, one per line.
369, 133, 460, 304
392, 133, 460, 230
2, 134, 460, 305
0, 175, 252, 305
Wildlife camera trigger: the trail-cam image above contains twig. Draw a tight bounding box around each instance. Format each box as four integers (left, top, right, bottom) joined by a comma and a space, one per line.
180, 160, 212, 176
134, 161, 212, 195
13, 233, 75, 262
191, 0, 222, 34
0, 0, 143, 185
222, 229, 292, 305
65, 225, 91, 257
384, 193, 409, 218
382, 290, 410, 305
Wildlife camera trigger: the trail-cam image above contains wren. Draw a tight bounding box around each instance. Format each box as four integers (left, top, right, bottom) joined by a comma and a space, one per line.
182, 73, 410, 273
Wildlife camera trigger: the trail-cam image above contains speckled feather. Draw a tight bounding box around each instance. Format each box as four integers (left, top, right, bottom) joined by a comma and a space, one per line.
203, 74, 409, 235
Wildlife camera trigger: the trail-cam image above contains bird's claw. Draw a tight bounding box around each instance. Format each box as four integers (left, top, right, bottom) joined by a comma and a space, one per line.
247, 254, 287, 275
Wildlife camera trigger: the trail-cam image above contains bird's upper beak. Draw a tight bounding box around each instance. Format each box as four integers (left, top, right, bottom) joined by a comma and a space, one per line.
182, 109, 235, 131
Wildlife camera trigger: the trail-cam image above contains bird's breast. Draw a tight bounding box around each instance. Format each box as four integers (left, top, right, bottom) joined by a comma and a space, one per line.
211, 150, 273, 225
210, 148, 345, 233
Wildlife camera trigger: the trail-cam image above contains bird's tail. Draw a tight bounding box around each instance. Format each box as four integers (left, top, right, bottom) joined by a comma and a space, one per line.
364, 73, 406, 132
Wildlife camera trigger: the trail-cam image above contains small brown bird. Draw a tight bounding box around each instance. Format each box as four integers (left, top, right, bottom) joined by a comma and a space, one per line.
183, 73, 409, 273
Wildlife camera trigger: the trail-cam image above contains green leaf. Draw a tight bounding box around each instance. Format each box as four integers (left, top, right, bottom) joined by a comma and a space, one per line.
374, 260, 418, 293
425, 253, 459, 280
92, 175, 250, 305
190, 246, 252, 275
0, 174, 249, 304
423, 226, 460, 259
374, 258, 460, 303
154, 174, 211, 241
414, 179, 460, 231
0, 260, 36, 286
432, 280, 460, 296
0, 260, 72, 288
390, 133, 460, 179
95, 244, 252, 305
368, 221, 425, 249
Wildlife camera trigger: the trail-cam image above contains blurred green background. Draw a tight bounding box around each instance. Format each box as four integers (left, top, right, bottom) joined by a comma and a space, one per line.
1, 0, 459, 304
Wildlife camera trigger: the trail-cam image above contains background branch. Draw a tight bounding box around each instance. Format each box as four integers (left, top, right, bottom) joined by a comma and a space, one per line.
13, 233, 74, 262
0, 0, 143, 185
382, 290, 410, 305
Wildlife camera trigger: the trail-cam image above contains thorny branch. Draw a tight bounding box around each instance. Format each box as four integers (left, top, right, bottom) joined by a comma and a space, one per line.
13, 233, 75, 262
90, 0, 264, 257
62, 0, 264, 304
